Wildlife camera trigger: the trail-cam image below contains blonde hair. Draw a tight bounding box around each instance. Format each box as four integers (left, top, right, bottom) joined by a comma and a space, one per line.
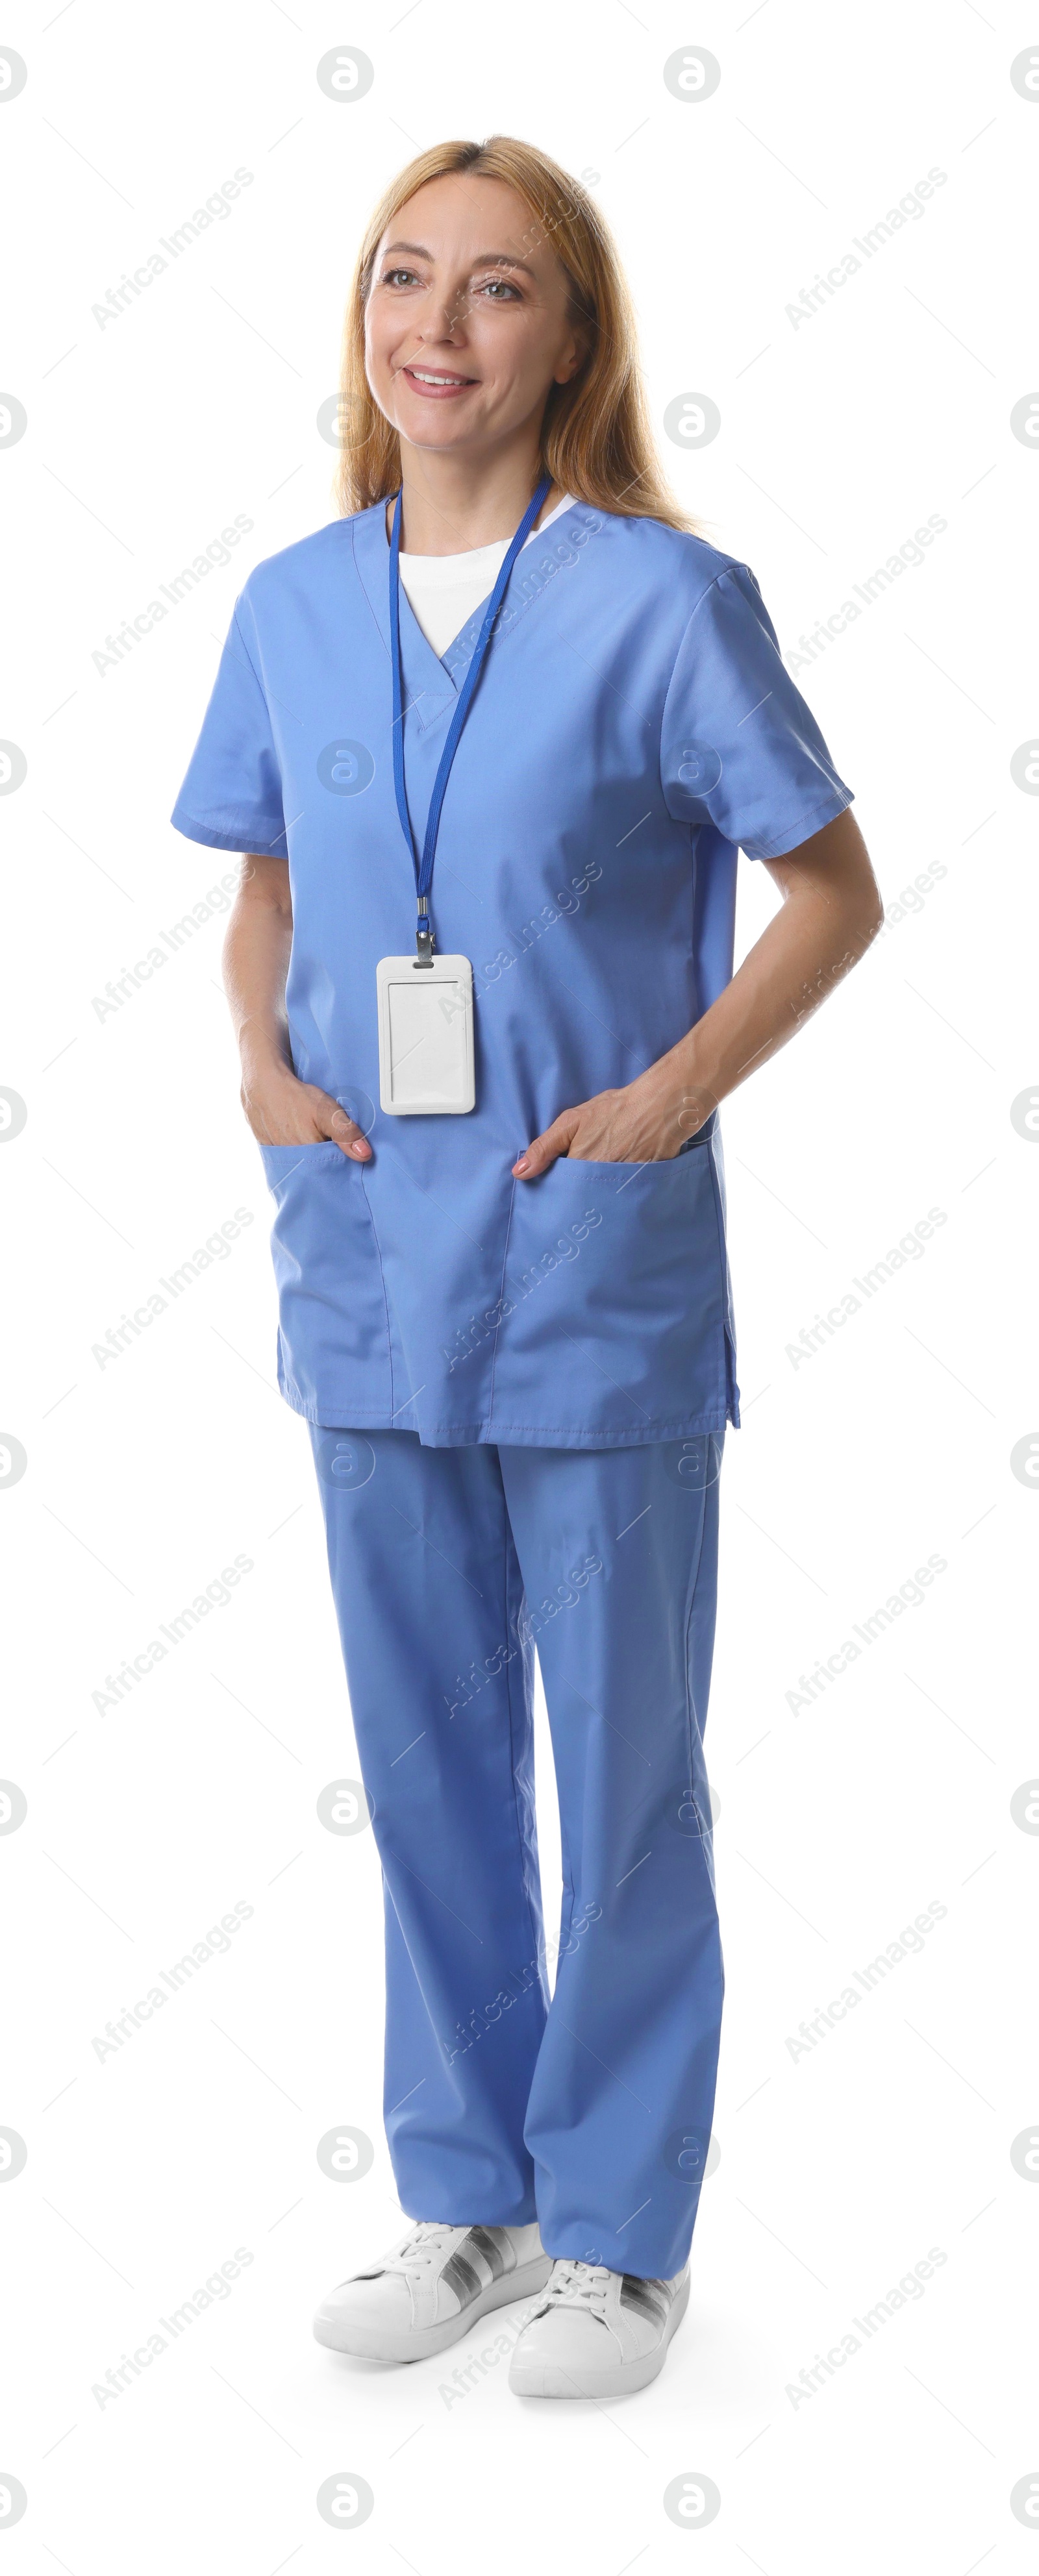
334, 134, 694, 532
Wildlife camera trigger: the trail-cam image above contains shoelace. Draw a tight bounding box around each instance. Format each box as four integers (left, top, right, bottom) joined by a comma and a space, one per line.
385, 2222, 458, 2275
540, 2259, 613, 2311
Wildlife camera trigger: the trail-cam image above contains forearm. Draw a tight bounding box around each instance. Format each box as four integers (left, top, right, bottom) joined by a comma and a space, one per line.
223, 856, 371, 1154
642, 811, 884, 1138
514, 810, 883, 1174
651, 891, 876, 1132
222, 861, 294, 1077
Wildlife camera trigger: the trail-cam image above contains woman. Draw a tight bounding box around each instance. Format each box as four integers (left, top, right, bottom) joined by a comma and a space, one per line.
172, 136, 881, 2400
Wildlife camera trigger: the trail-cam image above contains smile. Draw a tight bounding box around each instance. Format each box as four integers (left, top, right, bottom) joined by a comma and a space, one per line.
402, 365, 477, 397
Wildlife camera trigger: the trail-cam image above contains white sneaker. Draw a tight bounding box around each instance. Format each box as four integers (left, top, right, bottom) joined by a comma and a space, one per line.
508, 2257, 690, 2397
314, 2220, 551, 2362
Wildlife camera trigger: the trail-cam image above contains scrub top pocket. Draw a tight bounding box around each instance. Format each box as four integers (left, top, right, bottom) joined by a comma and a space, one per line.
258, 1143, 392, 1424
490, 1146, 736, 1444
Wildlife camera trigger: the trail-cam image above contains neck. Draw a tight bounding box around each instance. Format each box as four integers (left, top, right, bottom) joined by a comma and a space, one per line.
390, 430, 558, 556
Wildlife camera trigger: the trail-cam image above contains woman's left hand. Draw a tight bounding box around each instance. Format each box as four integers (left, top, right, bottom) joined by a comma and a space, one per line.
512, 1075, 710, 1176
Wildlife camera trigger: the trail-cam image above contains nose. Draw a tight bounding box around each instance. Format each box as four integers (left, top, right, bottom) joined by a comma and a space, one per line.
418, 301, 464, 345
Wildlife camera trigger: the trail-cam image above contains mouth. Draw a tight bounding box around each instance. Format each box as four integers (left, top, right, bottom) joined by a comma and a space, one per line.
400, 364, 478, 400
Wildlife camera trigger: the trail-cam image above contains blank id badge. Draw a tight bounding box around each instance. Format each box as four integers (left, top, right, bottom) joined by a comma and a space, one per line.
377, 954, 475, 1115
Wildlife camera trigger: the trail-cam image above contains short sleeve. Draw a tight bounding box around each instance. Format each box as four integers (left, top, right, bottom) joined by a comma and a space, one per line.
170, 595, 287, 856
660, 563, 853, 859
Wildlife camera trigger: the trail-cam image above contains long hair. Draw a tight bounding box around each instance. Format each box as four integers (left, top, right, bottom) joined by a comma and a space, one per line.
334, 135, 694, 532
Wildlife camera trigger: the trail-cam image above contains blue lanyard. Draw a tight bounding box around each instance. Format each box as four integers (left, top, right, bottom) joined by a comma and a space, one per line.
389, 474, 552, 956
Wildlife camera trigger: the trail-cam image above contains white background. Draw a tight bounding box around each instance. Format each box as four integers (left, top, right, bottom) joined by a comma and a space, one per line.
1, 1, 1034, 2568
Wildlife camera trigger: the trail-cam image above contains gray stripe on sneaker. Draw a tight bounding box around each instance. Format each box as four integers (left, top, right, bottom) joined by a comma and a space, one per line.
620, 2275, 670, 2327
441, 2250, 483, 2307
465, 2226, 508, 2280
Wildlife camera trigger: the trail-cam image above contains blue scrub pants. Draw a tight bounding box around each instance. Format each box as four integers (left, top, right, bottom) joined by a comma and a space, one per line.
310, 1425, 724, 2282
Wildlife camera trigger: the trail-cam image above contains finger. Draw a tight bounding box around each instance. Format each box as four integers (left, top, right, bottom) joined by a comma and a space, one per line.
513, 1116, 577, 1178
321, 1100, 373, 1160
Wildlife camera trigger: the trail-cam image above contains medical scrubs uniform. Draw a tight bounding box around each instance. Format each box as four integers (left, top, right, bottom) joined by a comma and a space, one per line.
173, 498, 853, 2276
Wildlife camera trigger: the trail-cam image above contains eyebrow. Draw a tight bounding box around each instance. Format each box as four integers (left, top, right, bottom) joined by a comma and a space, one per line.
379, 241, 538, 279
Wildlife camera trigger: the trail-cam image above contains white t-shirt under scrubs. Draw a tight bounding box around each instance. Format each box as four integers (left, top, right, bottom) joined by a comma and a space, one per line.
398, 495, 577, 658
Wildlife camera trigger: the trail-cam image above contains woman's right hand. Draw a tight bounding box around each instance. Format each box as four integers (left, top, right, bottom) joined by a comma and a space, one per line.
223, 860, 372, 1158
242, 1063, 372, 1159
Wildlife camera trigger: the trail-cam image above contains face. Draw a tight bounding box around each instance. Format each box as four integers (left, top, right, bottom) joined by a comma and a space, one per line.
364, 173, 584, 461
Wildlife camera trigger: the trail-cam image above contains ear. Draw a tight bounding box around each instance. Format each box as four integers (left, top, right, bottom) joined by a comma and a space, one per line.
554, 333, 586, 386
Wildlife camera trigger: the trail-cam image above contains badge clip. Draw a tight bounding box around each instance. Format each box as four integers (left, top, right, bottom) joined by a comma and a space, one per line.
415, 898, 434, 967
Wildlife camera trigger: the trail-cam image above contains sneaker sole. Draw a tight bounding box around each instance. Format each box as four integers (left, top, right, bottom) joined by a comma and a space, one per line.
313, 2252, 553, 2362
508, 2267, 690, 2398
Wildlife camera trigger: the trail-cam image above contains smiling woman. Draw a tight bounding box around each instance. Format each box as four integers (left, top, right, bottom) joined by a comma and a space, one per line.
336, 134, 689, 542
171, 131, 881, 2405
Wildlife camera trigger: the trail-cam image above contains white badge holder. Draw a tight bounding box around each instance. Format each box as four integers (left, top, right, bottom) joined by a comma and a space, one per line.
377, 953, 475, 1115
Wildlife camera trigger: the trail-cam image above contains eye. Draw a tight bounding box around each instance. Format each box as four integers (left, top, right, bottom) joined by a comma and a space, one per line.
477, 276, 522, 300
380, 266, 420, 289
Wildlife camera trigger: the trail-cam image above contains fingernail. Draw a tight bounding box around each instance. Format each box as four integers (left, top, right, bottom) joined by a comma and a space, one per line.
514, 1153, 530, 1172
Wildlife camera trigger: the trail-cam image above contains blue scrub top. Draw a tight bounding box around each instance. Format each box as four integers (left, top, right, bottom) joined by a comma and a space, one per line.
171, 500, 853, 1449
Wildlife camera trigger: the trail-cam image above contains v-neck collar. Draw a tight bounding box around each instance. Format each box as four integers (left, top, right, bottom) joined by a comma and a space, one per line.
352, 502, 458, 734
349, 496, 603, 736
